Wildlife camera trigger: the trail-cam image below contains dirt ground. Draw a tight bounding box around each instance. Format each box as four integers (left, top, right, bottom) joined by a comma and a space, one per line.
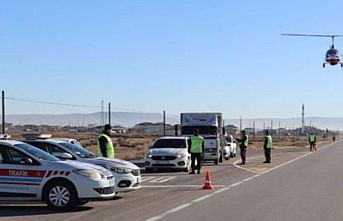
7, 131, 334, 161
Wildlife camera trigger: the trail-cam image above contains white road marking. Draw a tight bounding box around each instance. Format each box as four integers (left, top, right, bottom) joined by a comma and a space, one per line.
149, 176, 176, 183
141, 176, 176, 183
229, 181, 243, 187
145, 141, 337, 221
233, 157, 260, 174
141, 185, 225, 188
192, 195, 212, 203
243, 177, 254, 182
141, 177, 156, 182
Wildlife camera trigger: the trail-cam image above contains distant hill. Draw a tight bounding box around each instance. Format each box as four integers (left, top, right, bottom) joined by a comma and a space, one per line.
2, 112, 343, 130
224, 117, 343, 130
4, 112, 179, 128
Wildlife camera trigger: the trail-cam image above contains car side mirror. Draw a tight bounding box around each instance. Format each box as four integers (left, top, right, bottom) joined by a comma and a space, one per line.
60, 153, 73, 160
20, 157, 33, 165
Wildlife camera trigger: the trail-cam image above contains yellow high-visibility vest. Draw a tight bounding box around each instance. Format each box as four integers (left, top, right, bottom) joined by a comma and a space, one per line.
190, 135, 204, 153
97, 133, 115, 158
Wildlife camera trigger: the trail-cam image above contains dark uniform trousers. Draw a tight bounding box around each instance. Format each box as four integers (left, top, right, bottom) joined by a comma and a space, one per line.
264, 147, 271, 162
240, 147, 247, 164
191, 153, 202, 173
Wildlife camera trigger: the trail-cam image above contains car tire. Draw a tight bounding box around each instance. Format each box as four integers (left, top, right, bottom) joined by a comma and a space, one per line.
214, 158, 219, 165
230, 152, 234, 158
219, 153, 223, 163
44, 180, 77, 210
225, 156, 229, 161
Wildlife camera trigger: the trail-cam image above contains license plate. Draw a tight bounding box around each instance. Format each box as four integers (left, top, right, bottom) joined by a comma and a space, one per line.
156, 160, 170, 164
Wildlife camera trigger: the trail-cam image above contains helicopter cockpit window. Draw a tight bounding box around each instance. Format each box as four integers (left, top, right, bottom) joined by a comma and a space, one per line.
327, 49, 339, 55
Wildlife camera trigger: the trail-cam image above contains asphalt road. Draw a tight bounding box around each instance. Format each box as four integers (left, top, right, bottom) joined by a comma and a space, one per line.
0, 140, 340, 221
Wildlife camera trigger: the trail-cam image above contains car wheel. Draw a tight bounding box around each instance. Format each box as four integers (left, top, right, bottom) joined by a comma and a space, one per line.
225, 156, 229, 161
219, 152, 223, 163
214, 158, 219, 165
45, 180, 77, 210
230, 152, 234, 158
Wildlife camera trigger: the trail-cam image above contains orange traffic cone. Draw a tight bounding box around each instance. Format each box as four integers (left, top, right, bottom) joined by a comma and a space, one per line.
202, 170, 214, 190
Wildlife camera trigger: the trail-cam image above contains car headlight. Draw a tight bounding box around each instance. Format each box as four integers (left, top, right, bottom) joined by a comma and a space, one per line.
145, 153, 153, 158
177, 153, 186, 158
111, 167, 133, 174
73, 169, 105, 180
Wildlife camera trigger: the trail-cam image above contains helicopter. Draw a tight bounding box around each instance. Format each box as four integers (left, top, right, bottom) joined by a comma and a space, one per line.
282, 34, 343, 68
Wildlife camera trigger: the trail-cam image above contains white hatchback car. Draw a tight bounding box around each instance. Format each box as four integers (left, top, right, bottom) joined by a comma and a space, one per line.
0, 140, 115, 210
223, 135, 237, 160
145, 136, 191, 172
21, 138, 141, 193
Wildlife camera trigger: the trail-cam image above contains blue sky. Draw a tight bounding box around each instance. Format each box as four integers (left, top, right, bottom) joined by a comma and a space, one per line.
1, 0, 343, 118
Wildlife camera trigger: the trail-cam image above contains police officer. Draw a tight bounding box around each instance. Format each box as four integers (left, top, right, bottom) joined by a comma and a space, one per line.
189, 129, 204, 174
97, 124, 115, 158
236, 130, 248, 165
263, 130, 272, 163
308, 132, 317, 152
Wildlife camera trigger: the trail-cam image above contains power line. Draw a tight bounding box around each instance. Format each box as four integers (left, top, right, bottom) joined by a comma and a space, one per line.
5, 96, 151, 113
5, 97, 101, 108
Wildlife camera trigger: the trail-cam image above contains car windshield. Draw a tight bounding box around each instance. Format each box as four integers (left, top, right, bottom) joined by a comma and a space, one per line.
152, 139, 186, 149
14, 143, 60, 161
59, 142, 96, 158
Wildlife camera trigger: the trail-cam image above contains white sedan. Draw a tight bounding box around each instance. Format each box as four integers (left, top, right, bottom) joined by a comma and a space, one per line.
145, 136, 191, 172
21, 137, 141, 193
0, 140, 115, 210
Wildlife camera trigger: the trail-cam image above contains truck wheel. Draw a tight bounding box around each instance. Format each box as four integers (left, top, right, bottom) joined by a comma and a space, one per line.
45, 180, 77, 210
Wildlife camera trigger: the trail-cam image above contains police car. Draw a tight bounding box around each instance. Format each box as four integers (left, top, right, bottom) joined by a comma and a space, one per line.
20, 135, 141, 193
0, 138, 115, 210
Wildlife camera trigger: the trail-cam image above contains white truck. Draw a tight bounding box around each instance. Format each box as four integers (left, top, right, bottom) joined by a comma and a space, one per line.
180, 113, 225, 165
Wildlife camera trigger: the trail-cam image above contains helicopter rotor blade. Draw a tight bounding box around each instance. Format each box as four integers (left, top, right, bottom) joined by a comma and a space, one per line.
282, 34, 343, 38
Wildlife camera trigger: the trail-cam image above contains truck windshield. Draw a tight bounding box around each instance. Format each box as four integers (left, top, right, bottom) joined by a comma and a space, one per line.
181, 126, 218, 135
152, 139, 186, 149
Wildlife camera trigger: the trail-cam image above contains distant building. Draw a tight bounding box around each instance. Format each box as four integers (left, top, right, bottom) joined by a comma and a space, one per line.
224, 125, 239, 135
133, 122, 175, 134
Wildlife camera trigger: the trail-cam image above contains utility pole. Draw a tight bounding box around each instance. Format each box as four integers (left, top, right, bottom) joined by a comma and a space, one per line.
2, 90, 5, 134
163, 110, 166, 136
253, 122, 255, 141
301, 103, 305, 135
101, 100, 104, 125
108, 102, 111, 125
